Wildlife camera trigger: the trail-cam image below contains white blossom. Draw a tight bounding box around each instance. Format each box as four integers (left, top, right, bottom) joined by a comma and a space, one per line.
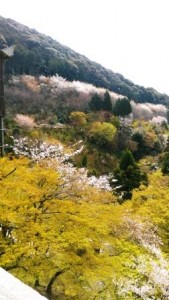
114, 217, 169, 299
12, 137, 112, 191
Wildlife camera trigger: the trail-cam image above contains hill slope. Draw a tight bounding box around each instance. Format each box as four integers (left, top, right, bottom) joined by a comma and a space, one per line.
0, 15, 169, 104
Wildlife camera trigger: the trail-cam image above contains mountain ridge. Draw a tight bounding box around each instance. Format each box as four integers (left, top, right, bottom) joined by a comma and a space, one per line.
0, 15, 169, 105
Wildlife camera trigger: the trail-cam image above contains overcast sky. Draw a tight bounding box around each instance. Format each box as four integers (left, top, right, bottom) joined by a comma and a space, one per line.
1, 0, 169, 95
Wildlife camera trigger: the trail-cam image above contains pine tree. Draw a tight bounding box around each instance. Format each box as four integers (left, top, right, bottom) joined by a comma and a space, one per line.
161, 152, 169, 175
113, 149, 147, 201
119, 149, 135, 170
89, 93, 103, 111
102, 91, 112, 112
113, 98, 132, 118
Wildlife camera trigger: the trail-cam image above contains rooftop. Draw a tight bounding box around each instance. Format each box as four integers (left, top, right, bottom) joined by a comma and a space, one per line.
0, 268, 48, 300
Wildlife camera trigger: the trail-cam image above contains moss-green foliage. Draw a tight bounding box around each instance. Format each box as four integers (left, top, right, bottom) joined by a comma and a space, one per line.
41, 127, 81, 144
132, 170, 169, 251
73, 147, 118, 176
131, 121, 166, 158
88, 122, 117, 147
69, 111, 87, 127
0, 157, 117, 298
1, 156, 169, 299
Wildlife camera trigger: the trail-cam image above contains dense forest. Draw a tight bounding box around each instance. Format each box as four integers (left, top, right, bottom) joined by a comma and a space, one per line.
1, 15, 169, 300
1, 15, 169, 105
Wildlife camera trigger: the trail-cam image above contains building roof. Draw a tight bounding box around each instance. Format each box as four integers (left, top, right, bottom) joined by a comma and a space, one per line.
0, 34, 8, 49
0, 45, 15, 59
0, 268, 48, 300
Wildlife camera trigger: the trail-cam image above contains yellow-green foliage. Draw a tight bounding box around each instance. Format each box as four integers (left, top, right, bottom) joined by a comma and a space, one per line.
69, 111, 87, 126
1, 157, 169, 299
88, 122, 117, 147
132, 170, 169, 251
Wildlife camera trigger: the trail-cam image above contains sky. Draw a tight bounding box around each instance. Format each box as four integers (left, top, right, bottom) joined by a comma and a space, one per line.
1, 0, 169, 95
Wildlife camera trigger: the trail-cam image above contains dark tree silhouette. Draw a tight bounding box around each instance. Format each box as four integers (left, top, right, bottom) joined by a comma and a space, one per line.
113, 98, 132, 118
102, 91, 112, 112
89, 93, 103, 111
161, 152, 169, 175
112, 149, 147, 201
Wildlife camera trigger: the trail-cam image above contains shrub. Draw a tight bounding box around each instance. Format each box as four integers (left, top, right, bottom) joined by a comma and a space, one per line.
14, 114, 36, 128
88, 122, 117, 147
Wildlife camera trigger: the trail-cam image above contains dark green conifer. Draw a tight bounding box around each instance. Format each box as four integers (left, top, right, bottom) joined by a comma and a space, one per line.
161, 152, 169, 175
113, 149, 147, 201
89, 93, 102, 111
102, 91, 112, 112
119, 149, 135, 170
113, 97, 132, 118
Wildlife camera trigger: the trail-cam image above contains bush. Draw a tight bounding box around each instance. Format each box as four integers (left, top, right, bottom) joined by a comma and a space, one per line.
69, 111, 87, 126
88, 122, 117, 147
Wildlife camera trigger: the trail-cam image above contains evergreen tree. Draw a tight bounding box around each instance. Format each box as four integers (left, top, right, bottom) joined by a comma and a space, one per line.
102, 91, 112, 112
119, 149, 135, 170
161, 152, 169, 175
89, 93, 103, 112
112, 149, 147, 201
113, 98, 132, 118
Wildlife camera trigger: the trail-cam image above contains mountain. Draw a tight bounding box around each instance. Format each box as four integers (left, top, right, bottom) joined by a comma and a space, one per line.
0, 15, 169, 105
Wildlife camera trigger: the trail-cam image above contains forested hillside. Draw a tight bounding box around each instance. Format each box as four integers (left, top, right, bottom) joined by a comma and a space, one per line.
1, 15, 169, 104
4, 75, 167, 124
